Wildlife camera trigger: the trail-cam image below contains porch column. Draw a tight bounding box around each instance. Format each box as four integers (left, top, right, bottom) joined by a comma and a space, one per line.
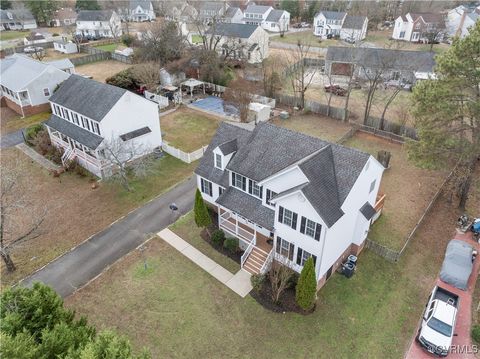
235, 212, 239, 236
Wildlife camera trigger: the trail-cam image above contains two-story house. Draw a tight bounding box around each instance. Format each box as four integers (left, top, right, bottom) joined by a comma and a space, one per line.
164, 2, 198, 23
314, 11, 368, 41
128, 0, 155, 22
76, 10, 122, 39
44, 75, 162, 178
243, 4, 290, 33
195, 122, 384, 288
224, 7, 244, 24
0, 54, 70, 117
206, 23, 269, 64
446, 5, 479, 39
0, 9, 37, 31
50, 8, 77, 27
198, 2, 229, 24
392, 12, 445, 43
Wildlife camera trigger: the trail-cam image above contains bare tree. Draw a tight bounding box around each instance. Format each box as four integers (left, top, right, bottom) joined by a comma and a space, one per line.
108, 18, 121, 40
63, 24, 81, 53
100, 137, 153, 192
223, 80, 253, 123
268, 258, 294, 303
138, 21, 186, 63
1, 157, 47, 272
130, 62, 161, 91
261, 55, 284, 98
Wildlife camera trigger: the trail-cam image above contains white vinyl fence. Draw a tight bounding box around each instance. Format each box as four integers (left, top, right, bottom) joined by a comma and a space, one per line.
162, 142, 208, 163
144, 90, 169, 109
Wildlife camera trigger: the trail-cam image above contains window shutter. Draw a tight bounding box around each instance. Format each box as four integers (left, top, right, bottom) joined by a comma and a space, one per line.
276, 237, 281, 254
292, 212, 298, 230
300, 217, 306, 234
248, 179, 252, 194
288, 242, 294, 261
314, 224, 322, 241
259, 186, 263, 199
208, 182, 212, 196
278, 206, 284, 223
312, 255, 317, 266
296, 248, 303, 265
231, 172, 235, 185
242, 177, 246, 191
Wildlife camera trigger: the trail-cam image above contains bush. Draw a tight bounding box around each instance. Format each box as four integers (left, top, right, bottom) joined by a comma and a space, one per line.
295, 257, 317, 311
250, 274, 265, 293
25, 124, 44, 143
121, 34, 135, 47
472, 325, 480, 343
52, 33, 60, 36
223, 237, 238, 254
105, 68, 138, 91
288, 272, 300, 289
211, 229, 225, 247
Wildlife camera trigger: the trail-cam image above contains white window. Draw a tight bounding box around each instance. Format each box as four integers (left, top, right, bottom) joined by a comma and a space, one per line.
200, 178, 213, 196
73, 113, 79, 125
369, 179, 376, 193
93, 122, 100, 135
278, 206, 297, 229
296, 247, 317, 267
215, 153, 222, 169
266, 189, 277, 206
43, 88, 50, 96
275, 236, 294, 261
248, 179, 262, 198
300, 216, 322, 240
219, 187, 225, 196
231, 172, 246, 191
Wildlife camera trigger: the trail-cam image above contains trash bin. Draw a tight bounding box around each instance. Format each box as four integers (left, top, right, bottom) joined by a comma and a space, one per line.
342, 262, 355, 278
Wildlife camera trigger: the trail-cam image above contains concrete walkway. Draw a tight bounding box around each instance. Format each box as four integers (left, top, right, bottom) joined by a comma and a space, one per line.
15, 143, 61, 172
158, 228, 252, 297
1, 129, 24, 148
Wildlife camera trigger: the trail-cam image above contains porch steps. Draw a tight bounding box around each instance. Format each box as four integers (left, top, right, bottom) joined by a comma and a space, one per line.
243, 247, 269, 275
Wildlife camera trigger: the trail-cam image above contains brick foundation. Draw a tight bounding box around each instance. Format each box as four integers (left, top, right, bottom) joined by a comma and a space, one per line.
1, 96, 50, 117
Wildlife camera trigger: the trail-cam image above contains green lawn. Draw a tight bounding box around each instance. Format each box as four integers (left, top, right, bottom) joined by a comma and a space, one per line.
0, 30, 27, 41
191, 34, 203, 44
1, 111, 51, 134
94, 43, 119, 52
273, 30, 338, 47
161, 108, 220, 152
170, 211, 240, 273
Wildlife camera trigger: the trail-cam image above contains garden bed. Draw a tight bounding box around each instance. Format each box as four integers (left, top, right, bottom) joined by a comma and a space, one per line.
200, 228, 242, 266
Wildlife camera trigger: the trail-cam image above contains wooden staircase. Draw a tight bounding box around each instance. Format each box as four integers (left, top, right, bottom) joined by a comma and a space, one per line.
243, 247, 270, 275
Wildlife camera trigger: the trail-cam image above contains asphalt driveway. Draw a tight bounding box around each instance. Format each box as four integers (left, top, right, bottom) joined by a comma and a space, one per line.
21, 176, 197, 297
1, 129, 24, 148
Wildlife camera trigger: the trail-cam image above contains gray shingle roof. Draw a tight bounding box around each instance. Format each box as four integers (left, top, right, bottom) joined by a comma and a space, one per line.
206, 23, 259, 39
77, 10, 113, 22
216, 187, 275, 230
245, 5, 271, 14
326, 46, 436, 73
200, 2, 225, 13
266, 9, 286, 22
1, 54, 50, 91
316, 11, 346, 20
218, 139, 237, 155
129, 0, 152, 11
342, 15, 367, 30
45, 114, 104, 149
49, 75, 126, 122
0, 9, 35, 22
360, 202, 376, 220
225, 6, 241, 19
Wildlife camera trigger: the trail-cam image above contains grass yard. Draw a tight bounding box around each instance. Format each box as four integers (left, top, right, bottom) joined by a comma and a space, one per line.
272, 30, 338, 48
0, 30, 28, 41
75, 60, 131, 83
93, 43, 119, 52
170, 211, 240, 273
65, 193, 461, 359
161, 107, 221, 152
0, 148, 195, 286
41, 48, 85, 61
191, 34, 203, 44
1, 110, 51, 134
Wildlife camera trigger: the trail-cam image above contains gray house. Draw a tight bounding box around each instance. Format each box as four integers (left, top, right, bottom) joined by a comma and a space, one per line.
0, 9, 37, 30
325, 46, 436, 84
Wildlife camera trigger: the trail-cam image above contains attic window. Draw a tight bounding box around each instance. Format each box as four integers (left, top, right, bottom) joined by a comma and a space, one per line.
215, 153, 222, 169
119, 126, 151, 141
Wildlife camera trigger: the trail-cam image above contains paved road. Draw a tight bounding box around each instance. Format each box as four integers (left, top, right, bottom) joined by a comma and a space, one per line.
1, 129, 24, 148
21, 176, 197, 297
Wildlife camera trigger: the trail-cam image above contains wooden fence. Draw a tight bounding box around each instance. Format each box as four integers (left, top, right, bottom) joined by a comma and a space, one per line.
365, 239, 401, 262
283, 57, 325, 77
70, 52, 110, 66
75, 43, 133, 65
161, 142, 208, 164
364, 116, 418, 141
1, 41, 54, 57
275, 94, 347, 121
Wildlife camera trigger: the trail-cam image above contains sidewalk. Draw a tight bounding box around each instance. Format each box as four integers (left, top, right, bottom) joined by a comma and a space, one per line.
15, 143, 61, 172
158, 228, 253, 297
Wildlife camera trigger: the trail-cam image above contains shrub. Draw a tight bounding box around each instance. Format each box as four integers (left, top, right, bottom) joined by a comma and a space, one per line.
25, 124, 44, 144
288, 272, 300, 289
223, 238, 238, 254
211, 229, 225, 247
52, 33, 60, 36
31, 129, 51, 154
250, 274, 265, 293
472, 325, 480, 343
105, 68, 138, 91
295, 257, 317, 311
122, 34, 135, 47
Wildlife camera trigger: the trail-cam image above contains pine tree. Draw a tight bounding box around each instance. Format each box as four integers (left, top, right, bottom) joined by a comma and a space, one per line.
75, 0, 101, 11
295, 257, 317, 311
25, 0, 58, 25
194, 189, 211, 236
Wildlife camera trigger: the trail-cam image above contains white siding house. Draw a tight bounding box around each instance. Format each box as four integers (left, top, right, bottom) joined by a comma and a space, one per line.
446, 5, 479, 39
44, 75, 162, 178
53, 39, 78, 54
0, 54, 70, 117
392, 12, 445, 42
313, 11, 346, 38
0, 9, 37, 30
243, 5, 290, 33
195, 123, 385, 288
76, 10, 122, 38
128, 0, 155, 22
340, 15, 368, 41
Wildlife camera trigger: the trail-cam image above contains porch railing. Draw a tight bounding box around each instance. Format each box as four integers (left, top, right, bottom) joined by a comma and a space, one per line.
259, 248, 274, 274
241, 240, 255, 268
219, 211, 255, 243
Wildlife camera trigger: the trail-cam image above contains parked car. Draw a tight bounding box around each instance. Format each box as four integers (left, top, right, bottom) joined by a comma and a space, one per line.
324, 84, 347, 96
344, 37, 356, 44
300, 22, 310, 28
417, 286, 459, 357
23, 46, 44, 54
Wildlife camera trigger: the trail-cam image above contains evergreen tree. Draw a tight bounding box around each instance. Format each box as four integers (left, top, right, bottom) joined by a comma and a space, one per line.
194, 189, 211, 236
0, 0, 12, 10
408, 22, 480, 209
280, 0, 300, 20
295, 257, 317, 311
75, 0, 101, 11
25, 0, 58, 25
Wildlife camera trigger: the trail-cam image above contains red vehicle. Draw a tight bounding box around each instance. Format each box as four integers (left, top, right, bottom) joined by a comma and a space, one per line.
324, 84, 347, 96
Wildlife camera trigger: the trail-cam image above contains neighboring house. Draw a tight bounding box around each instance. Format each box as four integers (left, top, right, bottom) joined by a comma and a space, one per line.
128, 0, 155, 22
45, 58, 76, 74
206, 23, 269, 63
195, 122, 384, 286
76, 10, 122, 38
340, 15, 368, 41
44, 75, 162, 178
243, 5, 290, 33
23, 32, 47, 46
164, 2, 198, 23
325, 46, 436, 84
0, 54, 70, 117
50, 8, 77, 27
53, 39, 78, 54
224, 7, 244, 24
446, 5, 480, 39
199, 1, 229, 24
0, 9, 37, 30
392, 12, 445, 42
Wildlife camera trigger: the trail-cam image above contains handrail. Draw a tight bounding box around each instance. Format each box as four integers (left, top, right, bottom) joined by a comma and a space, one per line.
260, 249, 274, 274
241, 241, 255, 267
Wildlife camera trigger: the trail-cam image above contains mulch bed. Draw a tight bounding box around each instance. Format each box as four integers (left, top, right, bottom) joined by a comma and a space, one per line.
200, 228, 242, 265
250, 277, 315, 315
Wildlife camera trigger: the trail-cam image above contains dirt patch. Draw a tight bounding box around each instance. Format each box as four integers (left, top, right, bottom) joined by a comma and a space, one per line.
41, 48, 85, 61
75, 60, 132, 83
0, 106, 19, 134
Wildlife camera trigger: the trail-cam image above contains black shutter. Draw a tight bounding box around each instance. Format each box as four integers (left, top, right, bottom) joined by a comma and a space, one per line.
314, 224, 322, 241
292, 212, 298, 230
259, 186, 263, 199
312, 255, 317, 266
208, 182, 212, 196
300, 217, 306, 234
242, 176, 246, 191
276, 237, 281, 254
288, 242, 294, 261
278, 206, 284, 223
248, 179, 252, 194
231, 172, 235, 186
296, 248, 303, 265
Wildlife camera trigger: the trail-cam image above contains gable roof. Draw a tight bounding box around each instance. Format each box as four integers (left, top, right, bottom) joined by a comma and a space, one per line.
410, 12, 444, 24
0, 54, 51, 91
77, 10, 114, 22
315, 10, 346, 20
49, 75, 126, 122
0, 9, 35, 22
245, 5, 271, 14
53, 7, 77, 21
342, 15, 367, 30
206, 23, 259, 39
45, 58, 74, 70
326, 46, 436, 73
200, 2, 225, 13
129, 0, 152, 11
225, 6, 241, 19
218, 138, 237, 155
266, 9, 286, 22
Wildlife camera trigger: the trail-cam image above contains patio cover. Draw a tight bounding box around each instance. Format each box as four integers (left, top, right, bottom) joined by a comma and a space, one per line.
439, 239, 474, 291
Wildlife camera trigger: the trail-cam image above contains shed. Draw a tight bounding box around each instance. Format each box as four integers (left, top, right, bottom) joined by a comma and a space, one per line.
248, 102, 271, 123
53, 39, 78, 54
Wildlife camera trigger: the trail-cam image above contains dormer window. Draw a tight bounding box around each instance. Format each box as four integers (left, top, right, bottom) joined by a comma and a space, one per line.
215, 153, 222, 169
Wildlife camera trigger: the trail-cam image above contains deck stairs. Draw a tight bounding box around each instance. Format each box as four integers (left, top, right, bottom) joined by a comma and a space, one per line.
243, 247, 270, 275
